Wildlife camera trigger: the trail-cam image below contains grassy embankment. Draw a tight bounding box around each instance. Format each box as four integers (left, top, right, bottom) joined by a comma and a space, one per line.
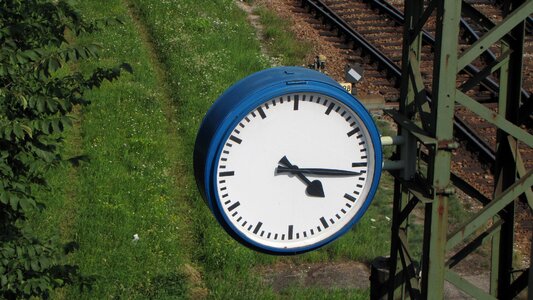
32, 0, 394, 298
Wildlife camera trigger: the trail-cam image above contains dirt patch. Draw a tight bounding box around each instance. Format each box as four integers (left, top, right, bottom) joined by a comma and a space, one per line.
257, 261, 370, 292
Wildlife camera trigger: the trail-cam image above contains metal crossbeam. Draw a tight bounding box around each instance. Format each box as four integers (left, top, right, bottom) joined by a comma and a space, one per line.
457, 0, 533, 70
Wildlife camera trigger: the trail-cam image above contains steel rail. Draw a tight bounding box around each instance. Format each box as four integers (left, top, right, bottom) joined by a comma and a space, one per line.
301, 0, 497, 162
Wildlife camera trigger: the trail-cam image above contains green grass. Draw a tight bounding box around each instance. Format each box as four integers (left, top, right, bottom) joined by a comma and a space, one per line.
255, 5, 313, 66
30, 0, 395, 298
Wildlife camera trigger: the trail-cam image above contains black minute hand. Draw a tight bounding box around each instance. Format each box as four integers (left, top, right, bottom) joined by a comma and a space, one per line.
276, 166, 362, 176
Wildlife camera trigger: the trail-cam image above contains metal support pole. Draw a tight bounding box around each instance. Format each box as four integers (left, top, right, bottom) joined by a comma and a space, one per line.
384, 0, 531, 299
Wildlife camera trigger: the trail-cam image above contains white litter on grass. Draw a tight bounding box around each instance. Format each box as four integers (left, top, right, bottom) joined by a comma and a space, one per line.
370, 218, 376, 222
132, 234, 140, 242
385, 216, 391, 221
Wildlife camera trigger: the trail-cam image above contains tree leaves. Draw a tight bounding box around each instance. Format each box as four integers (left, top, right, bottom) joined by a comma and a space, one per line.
1, 0, 129, 298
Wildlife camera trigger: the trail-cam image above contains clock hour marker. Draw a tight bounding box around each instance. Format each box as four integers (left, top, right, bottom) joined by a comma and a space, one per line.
229, 135, 242, 144
288, 225, 294, 240
219, 171, 234, 177
257, 106, 267, 119
347, 127, 361, 137
325, 103, 334, 115
352, 162, 367, 167
344, 193, 356, 202
293, 95, 299, 110
253, 222, 263, 234
228, 201, 240, 212
320, 217, 329, 229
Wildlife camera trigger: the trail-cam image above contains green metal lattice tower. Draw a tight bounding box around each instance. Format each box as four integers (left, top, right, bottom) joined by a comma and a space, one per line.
386, 0, 533, 298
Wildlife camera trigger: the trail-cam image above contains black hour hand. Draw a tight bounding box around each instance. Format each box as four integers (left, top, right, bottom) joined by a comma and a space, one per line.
277, 156, 325, 198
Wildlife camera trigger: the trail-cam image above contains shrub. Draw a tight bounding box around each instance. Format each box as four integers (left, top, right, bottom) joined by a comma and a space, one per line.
0, 0, 130, 298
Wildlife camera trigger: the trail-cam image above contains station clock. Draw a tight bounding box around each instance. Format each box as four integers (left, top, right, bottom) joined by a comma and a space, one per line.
194, 67, 382, 254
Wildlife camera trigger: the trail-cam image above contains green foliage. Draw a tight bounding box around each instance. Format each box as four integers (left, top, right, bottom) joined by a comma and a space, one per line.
255, 5, 312, 66
0, 0, 130, 298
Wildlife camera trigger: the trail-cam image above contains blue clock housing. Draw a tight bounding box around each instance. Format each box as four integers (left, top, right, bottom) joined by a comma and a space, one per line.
194, 66, 382, 255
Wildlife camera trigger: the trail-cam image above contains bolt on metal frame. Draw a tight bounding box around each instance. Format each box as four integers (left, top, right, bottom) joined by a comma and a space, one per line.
386, 0, 532, 299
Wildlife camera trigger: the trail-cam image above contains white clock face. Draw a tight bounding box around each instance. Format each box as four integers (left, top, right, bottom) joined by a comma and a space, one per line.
215, 92, 376, 250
